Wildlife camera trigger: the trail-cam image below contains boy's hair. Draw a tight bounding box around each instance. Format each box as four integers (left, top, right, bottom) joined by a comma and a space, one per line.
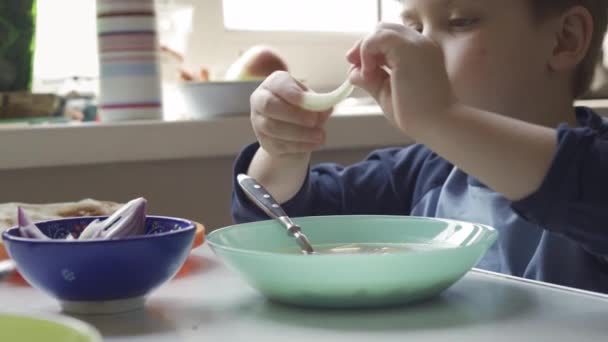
531, 0, 607, 97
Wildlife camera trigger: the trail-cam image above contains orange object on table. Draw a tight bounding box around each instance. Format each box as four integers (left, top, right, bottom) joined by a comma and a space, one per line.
192, 221, 206, 249
0, 243, 8, 260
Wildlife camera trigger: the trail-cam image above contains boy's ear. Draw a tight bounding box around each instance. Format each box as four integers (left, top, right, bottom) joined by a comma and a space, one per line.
548, 5, 593, 72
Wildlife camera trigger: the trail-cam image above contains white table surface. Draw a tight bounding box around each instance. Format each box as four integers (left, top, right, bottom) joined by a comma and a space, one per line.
1, 245, 608, 342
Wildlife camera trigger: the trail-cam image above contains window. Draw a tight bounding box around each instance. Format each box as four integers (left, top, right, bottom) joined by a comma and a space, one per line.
222, 0, 378, 33
33, 0, 403, 94
380, 0, 403, 24
33, 0, 98, 93
190, 0, 400, 91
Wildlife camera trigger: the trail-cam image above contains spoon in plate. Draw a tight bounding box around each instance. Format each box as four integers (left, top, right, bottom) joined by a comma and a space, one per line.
237, 174, 314, 254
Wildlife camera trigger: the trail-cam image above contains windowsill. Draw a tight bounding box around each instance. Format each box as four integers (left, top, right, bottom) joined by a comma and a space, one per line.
1, 99, 606, 171
0, 106, 405, 171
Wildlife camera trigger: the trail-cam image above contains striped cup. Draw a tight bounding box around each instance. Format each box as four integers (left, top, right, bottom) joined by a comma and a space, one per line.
97, 0, 163, 121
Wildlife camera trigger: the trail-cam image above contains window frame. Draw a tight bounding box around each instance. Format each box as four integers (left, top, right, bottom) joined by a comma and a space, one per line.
182, 0, 384, 91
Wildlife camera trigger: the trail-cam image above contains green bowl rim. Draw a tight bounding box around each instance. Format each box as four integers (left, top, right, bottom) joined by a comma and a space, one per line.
207, 215, 497, 257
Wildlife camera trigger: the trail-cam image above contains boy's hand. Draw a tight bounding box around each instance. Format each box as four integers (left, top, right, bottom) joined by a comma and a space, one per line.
346, 23, 455, 137
250, 71, 331, 159
346, 24, 560, 202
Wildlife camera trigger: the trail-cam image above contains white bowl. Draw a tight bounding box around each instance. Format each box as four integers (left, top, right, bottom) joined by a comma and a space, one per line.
179, 80, 262, 119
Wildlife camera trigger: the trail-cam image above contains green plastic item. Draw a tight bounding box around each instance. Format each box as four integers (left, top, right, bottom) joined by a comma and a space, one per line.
0, 312, 102, 342
207, 215, 498, 308
0, 0, 37, 91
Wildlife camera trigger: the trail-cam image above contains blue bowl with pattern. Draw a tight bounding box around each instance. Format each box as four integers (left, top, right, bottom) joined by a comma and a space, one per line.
1, 216, 195, 314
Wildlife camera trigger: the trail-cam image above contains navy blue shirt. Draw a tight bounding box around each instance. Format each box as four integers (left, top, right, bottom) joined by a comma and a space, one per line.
231, 107, 608, 294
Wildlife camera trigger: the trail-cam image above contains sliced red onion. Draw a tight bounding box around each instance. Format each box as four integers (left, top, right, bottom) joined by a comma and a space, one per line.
16, 198, 148, 241
100, 197, 147, 239
17, 207, 50, 240
78, 219, 106, 240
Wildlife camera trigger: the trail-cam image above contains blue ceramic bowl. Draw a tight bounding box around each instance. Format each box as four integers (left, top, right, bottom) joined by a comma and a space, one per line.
1, 216, 195, 314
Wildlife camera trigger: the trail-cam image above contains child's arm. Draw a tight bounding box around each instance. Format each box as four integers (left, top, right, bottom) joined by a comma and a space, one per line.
510, 109, 608, 257
231, 142, 442, 223
345, 23, 561, 200
413, 104, 556, 201
244, 71, 331, 204
349, 23, 608, 255
234, 69, 442, 223
246, 146, 311, 204
423, 105, 608, 256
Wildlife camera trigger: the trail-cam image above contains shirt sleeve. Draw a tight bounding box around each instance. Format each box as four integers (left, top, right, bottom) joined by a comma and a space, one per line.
512, 121, 608, 256
230, 142, 440, 224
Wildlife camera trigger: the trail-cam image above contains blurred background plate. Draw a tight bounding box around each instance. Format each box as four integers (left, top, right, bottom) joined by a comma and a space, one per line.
179, 80, 261, 119
0, 312, 102, 342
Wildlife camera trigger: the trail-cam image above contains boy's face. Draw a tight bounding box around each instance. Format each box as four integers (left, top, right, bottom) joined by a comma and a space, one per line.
399, 0, 557, 115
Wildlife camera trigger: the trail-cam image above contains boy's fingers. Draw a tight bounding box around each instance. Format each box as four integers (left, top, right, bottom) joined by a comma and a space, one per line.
359, 23, 420, 76
253, 115, 326, 144
259, 134, 323, 156
349, 66, 389, 100
251, 88, 320, 128
348, 22, 409, 68
261, 71, 308, 107
360, 28, 402, 76
316, 109, 333, 126
346, 39, 363, 66
376, 22, 410, 33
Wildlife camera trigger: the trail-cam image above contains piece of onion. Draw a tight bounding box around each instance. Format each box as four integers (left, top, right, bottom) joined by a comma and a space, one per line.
79, 219, 105, 240
15, 198, 148, 241
100, 197, 147, 239
17, 207, 50, 240
299, 79, 354, 112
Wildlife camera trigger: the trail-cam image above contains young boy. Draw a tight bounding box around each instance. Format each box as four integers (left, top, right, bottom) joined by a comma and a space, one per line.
231, 0, 608, 294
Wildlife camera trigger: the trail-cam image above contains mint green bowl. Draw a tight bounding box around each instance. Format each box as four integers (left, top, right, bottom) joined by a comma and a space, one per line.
207, 215, 497, 308
0, 312, 102, 342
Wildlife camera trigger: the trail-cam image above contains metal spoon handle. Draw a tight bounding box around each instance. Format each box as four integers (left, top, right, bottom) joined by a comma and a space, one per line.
237, 174, 314, 254
237, 174, 293, 223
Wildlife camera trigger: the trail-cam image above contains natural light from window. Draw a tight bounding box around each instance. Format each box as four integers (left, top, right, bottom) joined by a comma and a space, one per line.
33, 0, 401, 93
34, 0, 98, 81
222, 0, 378, 32
380, 0, 403, 23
